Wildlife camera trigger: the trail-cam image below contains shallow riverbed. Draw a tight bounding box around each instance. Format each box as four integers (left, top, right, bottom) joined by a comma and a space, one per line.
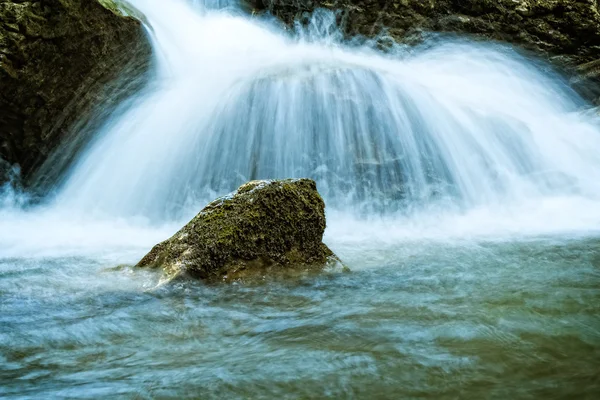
2, 220, 598, 399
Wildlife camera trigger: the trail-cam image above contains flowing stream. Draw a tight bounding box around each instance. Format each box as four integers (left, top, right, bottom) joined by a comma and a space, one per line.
1, 0, 600, 398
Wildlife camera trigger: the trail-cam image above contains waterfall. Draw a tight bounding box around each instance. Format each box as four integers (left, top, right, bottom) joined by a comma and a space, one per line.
3, 3, 600, 393
3, 0, 600, 249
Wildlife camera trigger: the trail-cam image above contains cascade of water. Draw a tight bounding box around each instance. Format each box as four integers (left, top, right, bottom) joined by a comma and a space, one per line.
0, 0, 597, 258
47, 0, 600, 223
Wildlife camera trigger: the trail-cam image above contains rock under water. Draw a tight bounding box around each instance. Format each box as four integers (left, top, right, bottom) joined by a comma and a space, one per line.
137, 179, 342, 282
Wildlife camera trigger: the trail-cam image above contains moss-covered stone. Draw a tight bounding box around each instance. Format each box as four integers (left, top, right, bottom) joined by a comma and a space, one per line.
137, 179, 342, 283
252, 0, 600, 103
0, 0, 151, 185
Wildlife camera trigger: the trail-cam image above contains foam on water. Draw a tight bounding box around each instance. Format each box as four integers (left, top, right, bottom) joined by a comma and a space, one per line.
1, 0, 600, 260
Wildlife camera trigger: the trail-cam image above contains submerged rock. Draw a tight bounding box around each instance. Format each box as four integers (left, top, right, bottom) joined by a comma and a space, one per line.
0, 0, 151, 186
137, 179, 342, 282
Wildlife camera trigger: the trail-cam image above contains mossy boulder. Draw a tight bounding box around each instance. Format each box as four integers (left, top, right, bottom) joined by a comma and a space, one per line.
137, 179, 342, 282
0, 0, 151, 186
252, 0, 600, 103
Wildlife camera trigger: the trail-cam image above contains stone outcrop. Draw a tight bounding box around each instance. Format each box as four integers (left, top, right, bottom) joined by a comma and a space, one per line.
252, 0, 600, 103
0, 0, 151, 185
137, 179, 342, 282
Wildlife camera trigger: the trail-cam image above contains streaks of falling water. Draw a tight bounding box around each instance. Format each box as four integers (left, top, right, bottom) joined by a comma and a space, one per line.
44, 0, 600, 227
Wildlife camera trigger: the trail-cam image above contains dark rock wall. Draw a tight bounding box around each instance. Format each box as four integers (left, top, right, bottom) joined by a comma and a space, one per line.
252, 0, 600, 103
0, 0, 151, 184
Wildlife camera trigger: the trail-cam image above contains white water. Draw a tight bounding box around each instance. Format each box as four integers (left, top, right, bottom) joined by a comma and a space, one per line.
1, 0, 600, 259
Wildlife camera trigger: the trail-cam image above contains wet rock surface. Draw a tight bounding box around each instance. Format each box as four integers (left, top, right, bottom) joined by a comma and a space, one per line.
252, 0, 600, 103
137, 179, 342, 282
0, 157, 10, 186
0, 0, 151, 185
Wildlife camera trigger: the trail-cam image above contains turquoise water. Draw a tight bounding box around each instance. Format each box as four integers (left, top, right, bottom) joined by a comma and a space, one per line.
2, 235, 599, 398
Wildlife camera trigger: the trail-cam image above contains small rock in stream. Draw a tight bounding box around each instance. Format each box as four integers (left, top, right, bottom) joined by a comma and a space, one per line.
136, 179, 344, 282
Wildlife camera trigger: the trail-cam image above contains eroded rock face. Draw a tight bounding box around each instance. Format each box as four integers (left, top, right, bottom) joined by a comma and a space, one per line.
0, 0, 151, 185
0, 157, 10, 186
252, 0, 600, 103
137, 179, 341, 282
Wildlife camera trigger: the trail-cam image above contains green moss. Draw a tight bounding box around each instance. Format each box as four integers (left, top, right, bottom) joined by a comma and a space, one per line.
98, 0, 126, 16
0, 0, 151, 185
137, 179, 343, 283
97, 0, 147, 22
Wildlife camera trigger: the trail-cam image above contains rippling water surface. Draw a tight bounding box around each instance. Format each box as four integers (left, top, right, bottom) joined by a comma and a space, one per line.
1, 212, 599, 398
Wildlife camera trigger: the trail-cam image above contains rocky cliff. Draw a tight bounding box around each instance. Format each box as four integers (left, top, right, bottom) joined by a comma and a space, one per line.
252, 0, 600, 103
0, 0, 151, 184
